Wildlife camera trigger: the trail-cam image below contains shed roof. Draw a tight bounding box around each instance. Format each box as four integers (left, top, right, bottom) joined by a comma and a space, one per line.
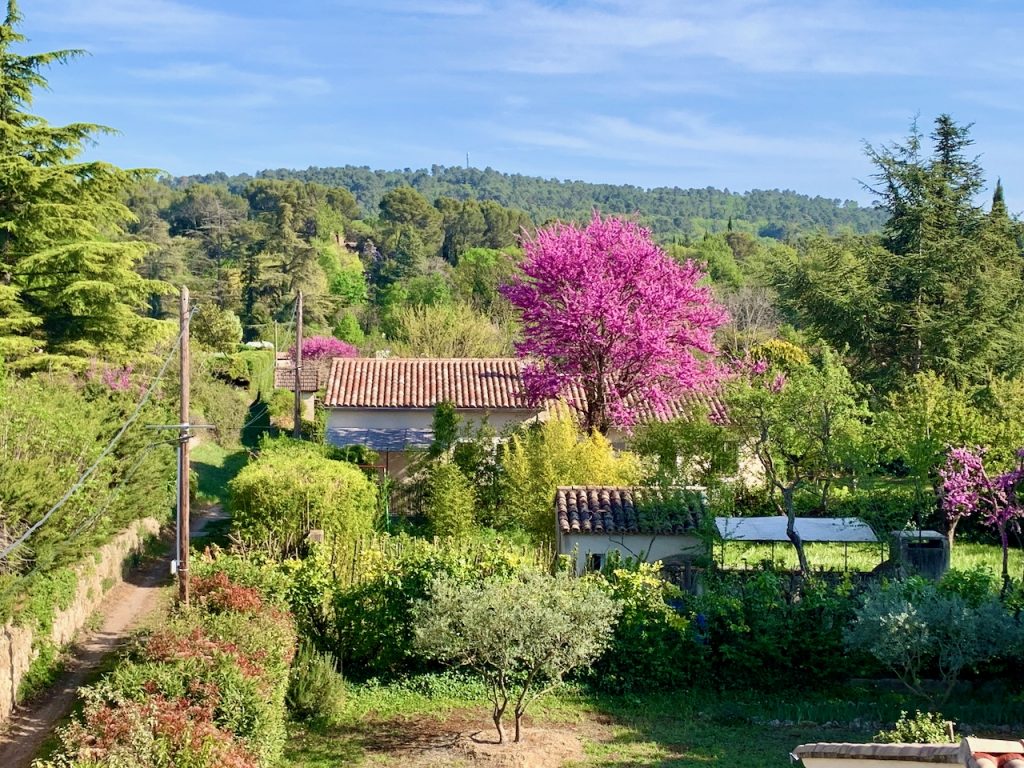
714, 516, 878, 543
556, 486, 704, 536
274, 365, 319, 392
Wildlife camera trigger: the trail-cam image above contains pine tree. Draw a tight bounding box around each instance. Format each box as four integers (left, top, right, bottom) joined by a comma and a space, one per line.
0, 0, 164, 365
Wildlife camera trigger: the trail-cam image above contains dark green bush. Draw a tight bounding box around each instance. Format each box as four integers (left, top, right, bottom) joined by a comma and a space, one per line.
330, 535, 541, 680
689, 569, 857, 690
589, 561, 703, 693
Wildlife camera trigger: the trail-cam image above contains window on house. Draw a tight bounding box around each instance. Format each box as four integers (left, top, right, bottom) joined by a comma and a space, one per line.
586, 553, 603, 572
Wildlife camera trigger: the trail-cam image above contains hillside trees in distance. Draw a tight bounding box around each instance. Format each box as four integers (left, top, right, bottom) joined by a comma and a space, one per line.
170, 164, 886, 241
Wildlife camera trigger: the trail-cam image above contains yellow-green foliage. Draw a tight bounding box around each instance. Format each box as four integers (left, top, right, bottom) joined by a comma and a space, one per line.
229, 439, 377, 557
424, 460, 476, 538
502, 413, 642, 542
751, 338, 810, 370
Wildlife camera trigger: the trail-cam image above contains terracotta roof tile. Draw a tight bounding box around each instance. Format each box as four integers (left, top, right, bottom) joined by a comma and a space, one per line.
323, 358, 528, 409
274, 365, 319, 392
323, 357, 726, 421
556, 486, 704, 536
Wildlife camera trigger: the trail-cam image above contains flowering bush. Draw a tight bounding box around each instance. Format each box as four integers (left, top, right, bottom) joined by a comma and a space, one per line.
940, 446, 1024, 586
43, 562, 296, 768
192, 571, 265, 614
288, 335, 357, 361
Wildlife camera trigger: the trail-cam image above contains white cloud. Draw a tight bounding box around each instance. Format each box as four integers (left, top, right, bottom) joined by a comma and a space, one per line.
127, 62, 331, 98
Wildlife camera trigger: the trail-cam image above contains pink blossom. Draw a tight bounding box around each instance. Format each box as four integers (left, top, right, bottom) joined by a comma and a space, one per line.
289, 336, 358, 361
768, 373, 787, 393
501, 213, 728, 433
941, 446, 1024, 585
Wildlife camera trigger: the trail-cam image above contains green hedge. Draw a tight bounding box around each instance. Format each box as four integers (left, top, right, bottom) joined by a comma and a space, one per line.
41, 557, 296, 768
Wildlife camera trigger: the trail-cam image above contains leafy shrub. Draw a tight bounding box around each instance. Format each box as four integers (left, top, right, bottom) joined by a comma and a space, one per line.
266, 388, 294, 419
287, 643, 346, 724
229, 438, 377, 557
44, 562, 296, 768
42, 684, 260, 768
689, 570, 856, 690
845, 578, 1019, 703
330, 534, 543, 679
424, 460, 476, 538
589, 561, 701, 693
875, 710, 953, 743
192, 373, 250, 448
939, 568, 999, 606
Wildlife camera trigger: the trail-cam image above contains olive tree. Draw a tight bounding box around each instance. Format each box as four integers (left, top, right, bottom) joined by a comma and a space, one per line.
844, 580, 1017, 704
413, 571, 620, 743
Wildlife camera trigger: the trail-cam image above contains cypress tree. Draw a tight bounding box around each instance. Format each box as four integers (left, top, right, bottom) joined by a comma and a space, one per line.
0, 0, 164, 366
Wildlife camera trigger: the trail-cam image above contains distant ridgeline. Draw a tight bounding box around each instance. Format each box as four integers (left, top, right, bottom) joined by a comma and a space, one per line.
169, 165, 886, 240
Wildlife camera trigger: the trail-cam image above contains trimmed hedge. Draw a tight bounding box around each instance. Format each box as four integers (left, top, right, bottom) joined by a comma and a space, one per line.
41, 557, 296, 768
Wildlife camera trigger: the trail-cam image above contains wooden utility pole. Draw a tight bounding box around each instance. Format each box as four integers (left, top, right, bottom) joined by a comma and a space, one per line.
178, 285, 191, 607
293, 290, 303, 439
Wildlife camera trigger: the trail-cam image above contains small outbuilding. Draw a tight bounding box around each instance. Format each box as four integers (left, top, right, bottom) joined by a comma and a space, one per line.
555, 486, 706, 575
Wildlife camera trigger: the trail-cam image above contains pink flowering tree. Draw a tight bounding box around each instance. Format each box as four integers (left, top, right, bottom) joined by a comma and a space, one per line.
940, 446, 1024, 589
289, 335, 358, 361
501, 213, 727, 434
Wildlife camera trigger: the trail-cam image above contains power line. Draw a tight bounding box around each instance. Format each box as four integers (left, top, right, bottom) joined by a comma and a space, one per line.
68, 439, 180, 539
0, 313, 192, 561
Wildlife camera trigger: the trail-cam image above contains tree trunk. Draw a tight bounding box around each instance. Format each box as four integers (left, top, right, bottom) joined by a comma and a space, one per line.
493, 710, 505, 744
1000, 522, 1010, 596
783, 487, 809, 574
514, 709, 524, 743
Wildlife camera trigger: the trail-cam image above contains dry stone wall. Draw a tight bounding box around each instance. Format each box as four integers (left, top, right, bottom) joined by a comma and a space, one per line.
0, 517, 161, 724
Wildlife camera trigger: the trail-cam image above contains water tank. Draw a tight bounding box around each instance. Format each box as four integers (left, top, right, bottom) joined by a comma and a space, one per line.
890, 530, 950, 580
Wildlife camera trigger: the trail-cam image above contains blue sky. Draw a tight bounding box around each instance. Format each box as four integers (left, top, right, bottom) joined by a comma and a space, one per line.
18, 0, 1024, 211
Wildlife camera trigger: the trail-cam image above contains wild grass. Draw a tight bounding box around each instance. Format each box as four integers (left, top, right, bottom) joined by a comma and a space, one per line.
717, 539, 1023, 577
191, 441, 248, 509
282, 675, 1024, 768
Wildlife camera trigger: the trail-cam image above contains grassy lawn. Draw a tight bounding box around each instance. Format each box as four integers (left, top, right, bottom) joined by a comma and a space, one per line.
282, 676, 1024, 768
191, 440, 248, 509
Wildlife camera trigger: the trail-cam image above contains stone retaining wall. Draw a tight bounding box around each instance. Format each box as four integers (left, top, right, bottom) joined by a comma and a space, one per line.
0, 517, 162, 724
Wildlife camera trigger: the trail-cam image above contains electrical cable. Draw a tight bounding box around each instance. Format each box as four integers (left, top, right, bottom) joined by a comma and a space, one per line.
0, 310, 193, 561
68, 439, 180, 539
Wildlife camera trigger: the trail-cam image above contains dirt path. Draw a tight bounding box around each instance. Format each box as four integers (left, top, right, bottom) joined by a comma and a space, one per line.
0, 507, 228, 768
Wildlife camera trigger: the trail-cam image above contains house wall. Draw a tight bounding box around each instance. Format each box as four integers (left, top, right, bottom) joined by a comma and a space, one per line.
327, 407, 540, 433
558, 532, 704, 574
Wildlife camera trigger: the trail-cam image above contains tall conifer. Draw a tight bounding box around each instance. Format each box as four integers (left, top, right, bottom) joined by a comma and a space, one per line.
0, 0, 163, 365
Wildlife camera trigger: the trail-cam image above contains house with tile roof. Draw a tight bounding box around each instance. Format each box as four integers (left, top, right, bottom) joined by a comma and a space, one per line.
555, 485, 706, 577
319, 357, 724, 478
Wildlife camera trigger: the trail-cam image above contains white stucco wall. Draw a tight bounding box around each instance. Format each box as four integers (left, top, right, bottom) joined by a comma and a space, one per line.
558, 532, 704, 574
327, 407, 540, 433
